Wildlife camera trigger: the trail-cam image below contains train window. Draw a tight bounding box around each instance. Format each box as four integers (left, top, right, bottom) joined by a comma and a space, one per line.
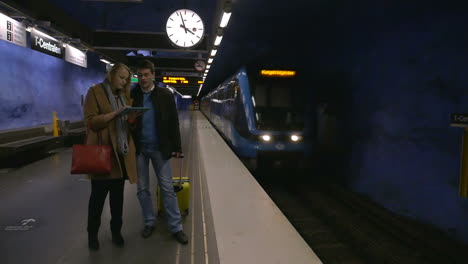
270, 83, 291, 107
234, 82, 250, 138
254, 84, 267, 107
250, 76, 304, 130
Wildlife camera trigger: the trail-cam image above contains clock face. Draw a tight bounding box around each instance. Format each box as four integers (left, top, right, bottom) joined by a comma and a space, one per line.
194, 60, 206, 71
166, 9, 204, 48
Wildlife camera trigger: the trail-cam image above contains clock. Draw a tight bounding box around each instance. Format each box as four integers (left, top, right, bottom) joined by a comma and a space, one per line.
166, 9, 204, 48
194, 60, 206, 72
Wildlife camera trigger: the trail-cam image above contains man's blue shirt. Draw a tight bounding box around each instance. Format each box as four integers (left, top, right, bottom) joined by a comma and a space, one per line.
140, 90, 159, 149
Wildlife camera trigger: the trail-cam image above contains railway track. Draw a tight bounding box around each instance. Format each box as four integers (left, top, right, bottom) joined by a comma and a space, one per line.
257, 170, 468, 264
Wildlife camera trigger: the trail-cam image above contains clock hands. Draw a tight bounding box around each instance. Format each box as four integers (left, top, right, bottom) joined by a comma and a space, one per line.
179, 12, 197, 36
179, 12, 188, 33
185, 28, 196, 35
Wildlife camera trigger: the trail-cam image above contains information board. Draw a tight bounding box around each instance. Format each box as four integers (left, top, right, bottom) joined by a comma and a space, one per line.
65, 44, 87, 68
0, 12, 27, 47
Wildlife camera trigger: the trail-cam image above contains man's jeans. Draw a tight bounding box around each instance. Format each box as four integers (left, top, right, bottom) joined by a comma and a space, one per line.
136, 147, 182, 233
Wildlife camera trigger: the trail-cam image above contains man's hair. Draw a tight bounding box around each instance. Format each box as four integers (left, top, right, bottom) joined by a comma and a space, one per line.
137, 59, 155, 74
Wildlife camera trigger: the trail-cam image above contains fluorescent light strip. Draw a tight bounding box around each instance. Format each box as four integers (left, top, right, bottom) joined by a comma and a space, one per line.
206, 65, 211, 69
210, 49, 217, 56
214, 35, 223, 46
208, 58, 213, 64
100, 59, 111, 64
32, 28, 58, 41
197, 84, 203, 97
219, 12, 232, 28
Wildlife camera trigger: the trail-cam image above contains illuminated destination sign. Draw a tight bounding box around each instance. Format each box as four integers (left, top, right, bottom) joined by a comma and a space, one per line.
163, 77, 189, 84
30, 29, 64, 59
0, 12, 27, 47
260, 70, 296, 77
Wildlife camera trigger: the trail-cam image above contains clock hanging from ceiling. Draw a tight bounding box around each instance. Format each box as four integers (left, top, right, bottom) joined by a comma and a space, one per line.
166, 9, 204, 48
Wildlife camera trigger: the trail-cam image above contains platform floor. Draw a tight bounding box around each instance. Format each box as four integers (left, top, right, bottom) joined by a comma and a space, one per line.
0, 111, 219, 264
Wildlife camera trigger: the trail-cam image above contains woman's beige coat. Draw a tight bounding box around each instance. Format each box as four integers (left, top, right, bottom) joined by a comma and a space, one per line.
83, 83, 137, 183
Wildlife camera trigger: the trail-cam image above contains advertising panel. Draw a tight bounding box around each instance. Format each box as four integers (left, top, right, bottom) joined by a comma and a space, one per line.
0, 12, 27, 47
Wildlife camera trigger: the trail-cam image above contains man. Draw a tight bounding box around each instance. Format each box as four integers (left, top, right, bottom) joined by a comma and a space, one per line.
130, 59, 188, 244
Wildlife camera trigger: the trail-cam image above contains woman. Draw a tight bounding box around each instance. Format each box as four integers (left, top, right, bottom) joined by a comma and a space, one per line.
82, 63, 137, 250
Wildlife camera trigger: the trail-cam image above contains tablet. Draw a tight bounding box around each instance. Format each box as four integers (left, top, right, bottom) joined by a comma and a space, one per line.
118, 107, 150, 116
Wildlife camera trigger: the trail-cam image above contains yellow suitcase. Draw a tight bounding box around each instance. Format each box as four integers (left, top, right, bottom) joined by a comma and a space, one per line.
157, 159, 190, 216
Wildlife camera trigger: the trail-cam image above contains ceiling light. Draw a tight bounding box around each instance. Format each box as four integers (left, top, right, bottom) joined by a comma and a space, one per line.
214, 35, 223, 46
210, 49, 217, 56
208, 58, 213, 64
219, 12, 232, 28
32, 28, 58, 41
197, 84, 203, 97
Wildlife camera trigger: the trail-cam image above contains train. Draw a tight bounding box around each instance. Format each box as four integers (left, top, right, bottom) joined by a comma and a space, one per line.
200, 64, 312, 170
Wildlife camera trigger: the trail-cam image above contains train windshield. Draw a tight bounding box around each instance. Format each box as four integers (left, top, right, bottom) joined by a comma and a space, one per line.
250, 70, 305, 131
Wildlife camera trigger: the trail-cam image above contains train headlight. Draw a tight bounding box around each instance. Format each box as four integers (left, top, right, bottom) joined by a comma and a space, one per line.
290, 135, 300, 142
261, 135, 271, 142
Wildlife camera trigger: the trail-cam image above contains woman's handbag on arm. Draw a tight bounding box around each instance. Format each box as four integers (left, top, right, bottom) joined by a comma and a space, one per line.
70, 126, 112, 174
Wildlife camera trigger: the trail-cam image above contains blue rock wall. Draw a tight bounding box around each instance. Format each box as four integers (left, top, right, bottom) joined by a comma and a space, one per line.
0, 40, 105, 130
315, 1, 468, 242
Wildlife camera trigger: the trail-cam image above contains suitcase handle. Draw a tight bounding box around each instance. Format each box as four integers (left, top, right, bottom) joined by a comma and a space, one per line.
172, 153, 184, 192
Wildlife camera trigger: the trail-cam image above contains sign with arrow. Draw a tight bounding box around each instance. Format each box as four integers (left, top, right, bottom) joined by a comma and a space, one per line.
4, 218, 36, 231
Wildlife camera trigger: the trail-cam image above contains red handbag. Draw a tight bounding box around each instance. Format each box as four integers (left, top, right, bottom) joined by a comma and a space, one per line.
70, 127, 112, 175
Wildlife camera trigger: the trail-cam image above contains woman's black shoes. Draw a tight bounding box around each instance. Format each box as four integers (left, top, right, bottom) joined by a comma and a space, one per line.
88, 233, 124, 250
88, 234, 100, 251
112, 233, 125, 247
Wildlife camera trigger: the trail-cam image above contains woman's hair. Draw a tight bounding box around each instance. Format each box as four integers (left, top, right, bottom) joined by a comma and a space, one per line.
106, 63, 132, 97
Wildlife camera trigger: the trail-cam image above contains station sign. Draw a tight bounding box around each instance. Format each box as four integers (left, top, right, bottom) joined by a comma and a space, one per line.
65, 44, 87, 68
0, 12, 27, 47
451, 113, 468, 127
30, 29, 64, 59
